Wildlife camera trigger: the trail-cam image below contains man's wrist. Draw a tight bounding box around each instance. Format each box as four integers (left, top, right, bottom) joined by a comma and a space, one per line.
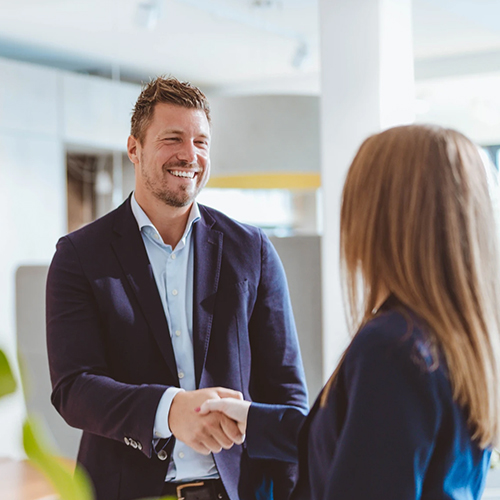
154, 387, 185, 438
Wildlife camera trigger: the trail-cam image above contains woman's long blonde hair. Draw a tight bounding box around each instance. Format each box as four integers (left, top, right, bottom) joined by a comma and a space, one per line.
324, 124, 500, 448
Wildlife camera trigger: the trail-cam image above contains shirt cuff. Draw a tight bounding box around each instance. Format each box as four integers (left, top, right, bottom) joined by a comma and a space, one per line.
154, 387, 185, 438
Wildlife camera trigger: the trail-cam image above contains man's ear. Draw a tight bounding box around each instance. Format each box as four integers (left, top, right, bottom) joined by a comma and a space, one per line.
127, 135, 139, 165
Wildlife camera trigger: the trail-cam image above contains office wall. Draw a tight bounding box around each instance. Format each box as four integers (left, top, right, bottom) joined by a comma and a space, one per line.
209, 95, 320, 176
270, 236, 323, 402
0, 57, 140, 457
0, 58, 66, 458
62, 72, 139, 151
16, 266, 82, 458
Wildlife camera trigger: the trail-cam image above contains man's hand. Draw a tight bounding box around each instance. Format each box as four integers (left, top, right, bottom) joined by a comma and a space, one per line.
168, 387, 244, 455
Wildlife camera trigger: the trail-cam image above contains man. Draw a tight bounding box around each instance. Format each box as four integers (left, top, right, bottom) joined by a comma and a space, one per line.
46, 77, 308, 500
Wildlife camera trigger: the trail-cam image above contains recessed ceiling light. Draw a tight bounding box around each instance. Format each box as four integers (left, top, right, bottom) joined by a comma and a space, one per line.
135, 0, 162, 30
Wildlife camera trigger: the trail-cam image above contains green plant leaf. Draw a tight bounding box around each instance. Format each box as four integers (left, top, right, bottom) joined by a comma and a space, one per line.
0, 348, 16, 398
23, 418, 94, 500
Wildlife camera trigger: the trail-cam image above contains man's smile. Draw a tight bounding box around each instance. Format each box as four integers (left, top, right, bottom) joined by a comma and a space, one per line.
167, 169, 198, 179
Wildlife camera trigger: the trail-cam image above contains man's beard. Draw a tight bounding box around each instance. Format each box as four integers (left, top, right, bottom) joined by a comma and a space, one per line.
141, 158, 205, 208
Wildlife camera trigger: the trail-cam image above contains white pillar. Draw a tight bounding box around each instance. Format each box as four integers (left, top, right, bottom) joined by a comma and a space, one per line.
319, 0, 415, 381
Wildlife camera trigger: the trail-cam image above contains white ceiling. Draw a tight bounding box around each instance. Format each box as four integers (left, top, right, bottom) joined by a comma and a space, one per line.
413, 0, 500, 59
0, 0, 500, 92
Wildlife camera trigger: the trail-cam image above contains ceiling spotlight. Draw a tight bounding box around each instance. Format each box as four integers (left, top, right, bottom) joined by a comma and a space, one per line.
135, 0, 162, 30
250, 0, 283, 9
291, 40, 308, 69
251, 0, 278, 7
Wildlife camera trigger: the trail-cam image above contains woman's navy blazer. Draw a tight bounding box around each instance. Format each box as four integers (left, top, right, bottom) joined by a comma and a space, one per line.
248, 304, 491, 500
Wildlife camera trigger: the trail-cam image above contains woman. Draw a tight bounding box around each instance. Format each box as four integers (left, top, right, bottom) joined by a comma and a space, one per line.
200, 125, 500, 499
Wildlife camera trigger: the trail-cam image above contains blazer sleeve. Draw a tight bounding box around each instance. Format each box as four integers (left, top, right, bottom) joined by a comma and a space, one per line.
319, 326, 443, 500
249, 231, 308, 407
245, 231, 309, 459
46, 236, 169, 458
246, 403, 307, 462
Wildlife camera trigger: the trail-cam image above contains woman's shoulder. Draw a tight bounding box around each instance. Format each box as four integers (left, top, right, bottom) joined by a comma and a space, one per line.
347, 307, 437, 372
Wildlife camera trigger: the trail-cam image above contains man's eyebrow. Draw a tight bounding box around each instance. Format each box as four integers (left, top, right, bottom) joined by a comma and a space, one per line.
158, 129, 210, 139
159, 128, 184, 135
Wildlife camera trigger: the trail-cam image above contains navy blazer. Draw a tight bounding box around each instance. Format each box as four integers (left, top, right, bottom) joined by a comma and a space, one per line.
46, 197, 308, 500
249, 304, 492, 500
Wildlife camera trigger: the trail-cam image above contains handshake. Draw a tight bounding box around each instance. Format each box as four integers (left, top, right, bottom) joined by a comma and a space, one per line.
168, 387, 251, 455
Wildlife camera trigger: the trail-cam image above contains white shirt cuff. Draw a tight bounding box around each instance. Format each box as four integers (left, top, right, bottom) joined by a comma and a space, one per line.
154, 387, 185, 438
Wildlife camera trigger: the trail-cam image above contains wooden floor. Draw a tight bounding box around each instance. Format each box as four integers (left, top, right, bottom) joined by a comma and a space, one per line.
0, 458, 59, 500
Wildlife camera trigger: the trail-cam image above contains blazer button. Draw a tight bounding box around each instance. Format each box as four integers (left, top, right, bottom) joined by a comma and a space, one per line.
137, 442, 143, 451
124, 437, 130, 446
130, 440, 138, 449
158, 450, 168, 461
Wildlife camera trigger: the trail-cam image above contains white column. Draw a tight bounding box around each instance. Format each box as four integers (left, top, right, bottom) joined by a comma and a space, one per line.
319, 0, 415, 381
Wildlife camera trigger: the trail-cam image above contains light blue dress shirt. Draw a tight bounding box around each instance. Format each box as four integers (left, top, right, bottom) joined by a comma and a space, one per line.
131, 194, 218, 481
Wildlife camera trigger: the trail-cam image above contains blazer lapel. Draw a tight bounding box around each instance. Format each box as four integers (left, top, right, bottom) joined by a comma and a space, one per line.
111, 198, 178, 383
193, 206, 223, 388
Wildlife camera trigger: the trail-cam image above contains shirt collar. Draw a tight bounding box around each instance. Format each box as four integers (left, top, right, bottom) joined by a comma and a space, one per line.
131, 193, 200, 245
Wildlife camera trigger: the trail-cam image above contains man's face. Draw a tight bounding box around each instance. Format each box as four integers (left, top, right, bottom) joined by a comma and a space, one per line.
129, 102, 211, 208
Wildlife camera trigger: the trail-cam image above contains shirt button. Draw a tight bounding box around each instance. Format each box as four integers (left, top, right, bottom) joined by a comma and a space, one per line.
178, 371, 185, 379
154, 234, 160, 240
172, 289, 178, 296
175, 330, 181, 337
178, 452, 185, 459
171, 253, 176, 260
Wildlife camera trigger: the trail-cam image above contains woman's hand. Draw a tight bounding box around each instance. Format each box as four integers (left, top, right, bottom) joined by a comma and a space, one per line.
198, 398, 251, 436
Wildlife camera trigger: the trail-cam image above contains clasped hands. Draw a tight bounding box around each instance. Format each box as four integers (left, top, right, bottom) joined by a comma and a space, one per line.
168, 387, 250, 455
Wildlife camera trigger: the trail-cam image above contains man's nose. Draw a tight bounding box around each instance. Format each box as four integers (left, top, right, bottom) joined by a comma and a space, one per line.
176, 141, 197, 163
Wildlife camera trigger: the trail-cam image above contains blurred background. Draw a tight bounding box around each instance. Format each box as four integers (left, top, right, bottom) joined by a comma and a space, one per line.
2, 0, 500, 496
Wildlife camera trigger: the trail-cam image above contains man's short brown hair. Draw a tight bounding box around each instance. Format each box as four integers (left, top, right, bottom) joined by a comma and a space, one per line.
131, 76, 211, 144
